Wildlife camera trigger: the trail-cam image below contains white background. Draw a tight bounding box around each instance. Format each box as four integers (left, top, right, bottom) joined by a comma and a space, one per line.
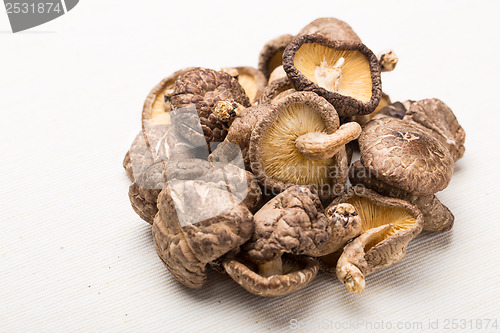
1, 0, 500, 332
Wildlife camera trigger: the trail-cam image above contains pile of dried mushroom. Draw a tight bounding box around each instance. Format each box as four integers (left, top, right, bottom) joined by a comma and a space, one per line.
123, 17, 465, 297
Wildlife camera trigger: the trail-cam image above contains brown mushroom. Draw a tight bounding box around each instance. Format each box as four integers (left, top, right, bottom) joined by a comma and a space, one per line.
297, 17, 362, 42
402, 98, 466, 162
328, 186, 424, 293
168, 68, 251, 143
221, 66, 267, 104
350, 117, 455, 232
223, 185, 328, 296
258, 34, 295, 80
282, 34, 382, 118
248, 91, 352, 199
152, 158, 258, 289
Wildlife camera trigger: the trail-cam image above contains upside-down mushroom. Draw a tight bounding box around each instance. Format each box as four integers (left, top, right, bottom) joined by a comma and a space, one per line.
283, 34, 382, 118
258, 34, 295, 80
223, 186, 329, 297
350, 117, 455, 232
328, 187, 424, 294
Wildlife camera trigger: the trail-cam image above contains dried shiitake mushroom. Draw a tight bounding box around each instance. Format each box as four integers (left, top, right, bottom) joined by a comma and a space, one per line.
297, 17, 362, 42
328, 186, 424, 293
123, 132, 154, 182
152, 159, 259, 289
258, 34, 295, 80
169, 68, 251, 143
403, 98, 466, 162
350, 117, 455, 232
223, 186, 327, 297
222, 66, 267, 104
248, 91, 354, 199
283, 34, 382, 118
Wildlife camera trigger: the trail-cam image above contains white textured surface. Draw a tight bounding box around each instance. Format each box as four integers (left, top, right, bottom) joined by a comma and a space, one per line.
1, 1, 500, 332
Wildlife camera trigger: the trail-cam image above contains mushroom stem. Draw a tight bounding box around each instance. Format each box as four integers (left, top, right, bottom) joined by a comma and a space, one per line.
378, 50, 398, 72
295, 122, 362, 160
336, 224, 392, 294
315, 57, 344, 91
213, 101, 245, 125
258, 257, 283, 277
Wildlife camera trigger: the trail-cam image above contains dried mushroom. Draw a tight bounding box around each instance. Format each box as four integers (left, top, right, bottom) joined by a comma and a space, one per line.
223, 186, 327, 296
329, 187, 424, 293
169, 68, 251, 143
351, 117, 455, 231
297, 17, 362, 42
258, 34, 295, 80
152, 160, 257, 288
283, 34, 382, 117
222, 66, 267, 104
248, 91, 350, 199
403, 98, 465, 162
257, 76, 295, 105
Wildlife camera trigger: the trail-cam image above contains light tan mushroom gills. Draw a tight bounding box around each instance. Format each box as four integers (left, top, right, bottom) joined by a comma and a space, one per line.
295, 121, 361, 160
346, 196, 416, 251
293, 43, 373, 102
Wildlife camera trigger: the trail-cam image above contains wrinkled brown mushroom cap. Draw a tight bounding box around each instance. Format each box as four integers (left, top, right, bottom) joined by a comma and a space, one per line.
329, 186, 424, 293
359, 117, 454, 195
223, 255, 319, 297
258, 34, 295, 79
283, 34, 382, 118
169, 68, 251, 143
403, 98, 466, 162
297, 17, 362, 42
152, 175, 254, 289
222, 66, 267, 104
257, 76, 295, 105
245, 185, 330, 262
248, 91, 348, 199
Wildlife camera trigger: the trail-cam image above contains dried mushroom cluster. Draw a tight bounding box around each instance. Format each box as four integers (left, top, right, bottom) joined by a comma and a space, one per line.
123, 17, 465, 297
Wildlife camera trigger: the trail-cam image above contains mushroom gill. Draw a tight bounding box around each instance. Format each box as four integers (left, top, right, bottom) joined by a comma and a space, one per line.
149, 88, 172, 125
237, 73, 258, 102
260, 102, 334, 187
293, 43, 373, 102
346, 196, 416, 251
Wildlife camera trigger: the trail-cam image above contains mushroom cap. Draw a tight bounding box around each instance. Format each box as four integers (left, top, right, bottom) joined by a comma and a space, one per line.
223, 255, 319, 297
152, 170, 255, 289
403, 98, 466, 162
330, 186, 423, 281
283, 34, 382, 118
169, 68, 251, 143
297, 17, 362, 42
222, 66, 267, 104
359, 117, 454, 195
245, 185, 330, 263
249, 91, 348, 200
129, 162, 165, 224
349, 160, 455, 232
258, 34, 295, 79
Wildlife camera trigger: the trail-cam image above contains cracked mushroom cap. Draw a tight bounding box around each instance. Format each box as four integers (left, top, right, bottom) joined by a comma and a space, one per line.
222, 66, 267, 104
329, 186, 424, 293
349, 160, 454, 232
248, 91, 349, 200
223, 186, 327, 297
297, 17, 362, 42
283, 34, 382, 118
403, 98, 466, 162
258, 34, 295, 80
152, 167, 255, 289
359, 117, 454, 195
169, 68, 251, 143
